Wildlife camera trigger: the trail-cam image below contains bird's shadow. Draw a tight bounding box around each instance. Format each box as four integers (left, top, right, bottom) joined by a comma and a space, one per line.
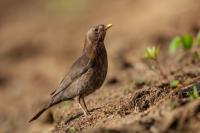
64, 107, 101, 124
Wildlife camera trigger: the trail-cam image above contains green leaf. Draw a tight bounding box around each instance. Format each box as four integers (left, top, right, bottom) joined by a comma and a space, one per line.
170, 80, 179, 89
197, 31, 200, 47
189, 86, 199, 100
193, 86, 199, 99
169, 37, 181, 54
144, 46, 160, 60
181, 34, 193, 50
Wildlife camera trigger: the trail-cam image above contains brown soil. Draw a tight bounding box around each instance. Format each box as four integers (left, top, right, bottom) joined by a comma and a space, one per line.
53, 60, 200, 133
0, 0, 200, 133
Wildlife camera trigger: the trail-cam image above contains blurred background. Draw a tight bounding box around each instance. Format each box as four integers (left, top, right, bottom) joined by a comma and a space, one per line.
0, 0, 200, 132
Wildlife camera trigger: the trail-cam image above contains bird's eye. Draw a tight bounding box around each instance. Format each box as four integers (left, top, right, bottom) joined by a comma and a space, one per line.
94, 28, 98, 32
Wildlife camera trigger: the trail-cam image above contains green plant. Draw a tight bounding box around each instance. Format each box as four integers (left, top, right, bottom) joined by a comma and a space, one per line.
144, 46, 167, 79
169, 37, 182, 54
197, 31, 200, 47
196, 32, 200, 59
181, 34, 193, 50
189, 86, 199, 100
169, 34, 194, 54
170, 80, 179, 89
144, 46, 160, 60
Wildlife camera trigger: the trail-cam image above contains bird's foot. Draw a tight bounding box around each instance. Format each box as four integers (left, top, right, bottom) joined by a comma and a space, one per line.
83, 111, 90, 116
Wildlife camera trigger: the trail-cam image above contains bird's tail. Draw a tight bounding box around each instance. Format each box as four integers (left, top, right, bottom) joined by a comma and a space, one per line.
29, 93, 64, 122
29, 107, 47, 122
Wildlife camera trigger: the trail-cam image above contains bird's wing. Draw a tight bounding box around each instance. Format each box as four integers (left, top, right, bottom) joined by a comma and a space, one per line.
51, 54, 93, 97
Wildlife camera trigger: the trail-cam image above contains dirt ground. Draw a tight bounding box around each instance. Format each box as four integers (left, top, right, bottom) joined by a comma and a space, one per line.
0, 0, 200, 133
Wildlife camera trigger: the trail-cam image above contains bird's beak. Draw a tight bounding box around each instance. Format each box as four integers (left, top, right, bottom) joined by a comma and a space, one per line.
105, 24, 112, 30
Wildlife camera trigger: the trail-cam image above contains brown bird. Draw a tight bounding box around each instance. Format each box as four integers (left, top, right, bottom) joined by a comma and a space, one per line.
29, 24, 112, 122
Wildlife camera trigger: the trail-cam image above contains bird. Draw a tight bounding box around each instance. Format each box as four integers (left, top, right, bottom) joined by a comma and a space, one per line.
29, 24, 112, 122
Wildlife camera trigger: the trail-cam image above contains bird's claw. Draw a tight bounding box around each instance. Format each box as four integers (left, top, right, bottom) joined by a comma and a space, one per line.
84, 111, 90, 116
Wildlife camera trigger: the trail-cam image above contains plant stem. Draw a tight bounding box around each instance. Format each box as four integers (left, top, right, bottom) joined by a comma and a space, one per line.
154, 58, 167, 79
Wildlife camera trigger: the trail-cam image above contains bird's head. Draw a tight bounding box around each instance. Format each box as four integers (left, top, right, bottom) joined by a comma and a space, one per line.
85, 24, 112, 44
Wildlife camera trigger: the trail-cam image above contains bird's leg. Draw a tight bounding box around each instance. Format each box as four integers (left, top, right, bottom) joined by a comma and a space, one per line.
81, 97, 90, 115
77, 96, 89, 116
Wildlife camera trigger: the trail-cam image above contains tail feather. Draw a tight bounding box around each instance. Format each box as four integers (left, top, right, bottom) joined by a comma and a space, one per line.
29, 108, 47, 122
29, 92, 64, 123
